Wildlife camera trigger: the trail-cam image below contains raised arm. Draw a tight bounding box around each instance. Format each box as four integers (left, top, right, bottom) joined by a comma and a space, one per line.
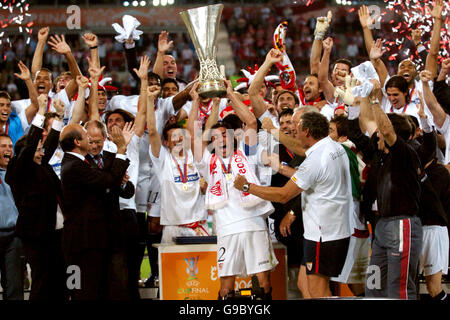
47, 34, 81, 99
133, 55, 151, 137
420, 70, 447, 128
87, 57, 105, 121
310, 40, 323, 76
186, 82, 208, 162
437, 58, 450, 82
248, 48, 282, 118
146, 85, 162, 158
42, 99, 64, 165
318, 37, 336, 102
31, 27, 49, 78
358, 5, 376, 56
369, 39, 389, 89
15, 61, 39, 124
311, 11, 332, 74
172, 80, 196, 112
82, 33, 100, 68
123, 38, 140, 84
152, 31, 173, 80
204, 98, 220, 133
359, 96, 378, 137
225, 80, 257, 146
412, 29, 428, 63
261, 117, 306, 157
369, 81, 397, 146
69, 75, 89, 125
425, 0, 443, 78
12, 95, 48, 175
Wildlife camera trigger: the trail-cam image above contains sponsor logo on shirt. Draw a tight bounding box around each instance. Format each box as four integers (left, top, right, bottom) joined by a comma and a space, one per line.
173, 173, 200, 183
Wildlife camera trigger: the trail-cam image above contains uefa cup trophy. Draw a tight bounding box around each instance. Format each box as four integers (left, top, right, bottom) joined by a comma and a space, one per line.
180, 4, 227, 98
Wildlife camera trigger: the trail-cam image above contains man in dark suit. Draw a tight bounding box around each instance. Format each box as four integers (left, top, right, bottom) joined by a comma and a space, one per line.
6, 96, 67, 300
84, 119, 135, 300
59, 122, 130, 300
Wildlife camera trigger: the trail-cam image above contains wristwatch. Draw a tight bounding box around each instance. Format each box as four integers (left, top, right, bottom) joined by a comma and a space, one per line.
242, 183, 251, 193
288, 210, 295, 217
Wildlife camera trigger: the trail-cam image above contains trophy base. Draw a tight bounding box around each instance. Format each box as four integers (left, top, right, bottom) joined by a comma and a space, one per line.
198, 80, 227, 99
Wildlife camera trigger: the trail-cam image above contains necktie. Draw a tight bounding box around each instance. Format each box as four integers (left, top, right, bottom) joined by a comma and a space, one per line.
94, 154, 103, 169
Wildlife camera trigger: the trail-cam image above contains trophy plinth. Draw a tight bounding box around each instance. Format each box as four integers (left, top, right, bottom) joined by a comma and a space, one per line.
180, 4, 226, 99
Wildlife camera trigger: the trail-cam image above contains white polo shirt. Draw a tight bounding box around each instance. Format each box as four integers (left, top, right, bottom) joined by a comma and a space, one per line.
291, 136, 352, 242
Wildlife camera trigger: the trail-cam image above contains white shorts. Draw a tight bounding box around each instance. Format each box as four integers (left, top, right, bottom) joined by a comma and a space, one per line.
331, 235, 370, 284
216, 230, 278, 278
135, 174, 161, 217
161, 221, 209, 244
419, 225, 449, 276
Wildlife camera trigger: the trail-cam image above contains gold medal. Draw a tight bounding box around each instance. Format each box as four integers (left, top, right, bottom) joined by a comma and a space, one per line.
226, 174, 233, 181
182, 184, 189, 191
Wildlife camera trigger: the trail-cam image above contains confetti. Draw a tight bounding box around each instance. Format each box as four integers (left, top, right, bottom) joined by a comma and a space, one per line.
0, 0, 33, 53
383, 0, 450, 66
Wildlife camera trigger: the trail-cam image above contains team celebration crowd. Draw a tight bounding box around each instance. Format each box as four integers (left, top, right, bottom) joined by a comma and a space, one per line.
0, 1, 449, 301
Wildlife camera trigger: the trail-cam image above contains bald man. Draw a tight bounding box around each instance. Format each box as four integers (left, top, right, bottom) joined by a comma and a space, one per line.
60, 124, 130, 300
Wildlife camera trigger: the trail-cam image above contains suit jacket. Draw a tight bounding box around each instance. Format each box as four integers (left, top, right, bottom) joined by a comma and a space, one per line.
5, 123, 62, 242
60, 151, 129, 256
85, 151, 135, 250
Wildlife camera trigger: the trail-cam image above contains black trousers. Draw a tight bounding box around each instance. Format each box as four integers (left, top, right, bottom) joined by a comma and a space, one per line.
22, 230, 68, 301
69, 248, 108, 300
117, 209, 141, 300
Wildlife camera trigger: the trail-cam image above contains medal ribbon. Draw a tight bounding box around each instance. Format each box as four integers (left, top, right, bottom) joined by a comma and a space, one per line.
217, 152, 235, 176
47, 97, 52, 112
172, 154, 188, 184
198, 99, 213, 120
408, 86, 415, 105
390, 103, 408, 113
286, 148, 294, 159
